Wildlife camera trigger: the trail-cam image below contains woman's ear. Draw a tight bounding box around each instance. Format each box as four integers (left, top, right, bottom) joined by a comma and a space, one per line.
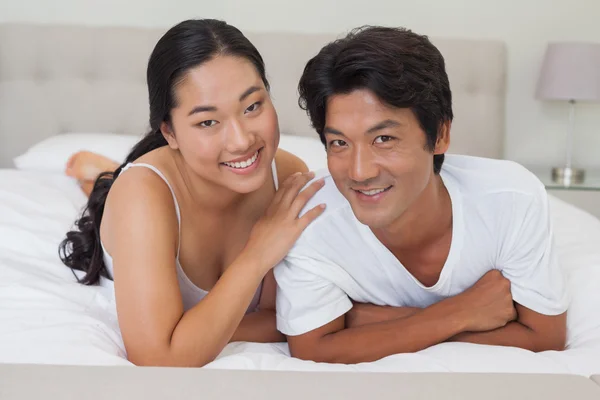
434, 121, 451, 155
161, 122, 179, 150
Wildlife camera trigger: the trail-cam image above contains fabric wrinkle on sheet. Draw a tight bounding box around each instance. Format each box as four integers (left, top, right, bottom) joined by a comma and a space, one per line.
101, 160, 280, 313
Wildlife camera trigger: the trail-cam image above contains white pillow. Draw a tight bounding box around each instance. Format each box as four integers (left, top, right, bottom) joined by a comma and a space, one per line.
13, 133, 141, 173
278, 134, 328, 172
14, 132, 327, 175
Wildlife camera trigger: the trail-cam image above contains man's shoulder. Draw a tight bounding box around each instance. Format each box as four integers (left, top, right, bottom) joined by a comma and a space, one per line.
443, 154, 546, 199
299, 168, 352, 219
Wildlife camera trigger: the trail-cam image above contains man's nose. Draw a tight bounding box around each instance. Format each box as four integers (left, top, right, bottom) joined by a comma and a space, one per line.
348, 146, 378, 183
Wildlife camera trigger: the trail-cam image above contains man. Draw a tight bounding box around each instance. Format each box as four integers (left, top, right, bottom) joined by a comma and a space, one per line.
273, 26, 569, 364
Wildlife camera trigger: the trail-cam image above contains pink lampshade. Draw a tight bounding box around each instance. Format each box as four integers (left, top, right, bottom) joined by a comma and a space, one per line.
536, 42, 600, 102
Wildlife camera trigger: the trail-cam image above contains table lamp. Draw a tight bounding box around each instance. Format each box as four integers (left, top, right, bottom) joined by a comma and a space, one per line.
536, 42, 600, 185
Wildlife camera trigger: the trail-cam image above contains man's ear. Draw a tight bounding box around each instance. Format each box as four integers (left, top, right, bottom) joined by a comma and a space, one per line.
161, 122, 178, 150
434, 121, 451, 155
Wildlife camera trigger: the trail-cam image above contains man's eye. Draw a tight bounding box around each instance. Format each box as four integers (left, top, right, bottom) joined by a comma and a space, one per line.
245, 102, 262, 114
329, 139, 347, 148
374, 136, 393, 144
198, 120, 218, 128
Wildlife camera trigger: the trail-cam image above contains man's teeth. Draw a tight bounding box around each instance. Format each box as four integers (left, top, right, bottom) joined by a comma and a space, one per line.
223, 151, 259, 169
358, 188, 387, 196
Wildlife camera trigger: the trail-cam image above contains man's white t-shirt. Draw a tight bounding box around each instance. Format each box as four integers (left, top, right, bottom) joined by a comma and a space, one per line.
274, 154, 569, 336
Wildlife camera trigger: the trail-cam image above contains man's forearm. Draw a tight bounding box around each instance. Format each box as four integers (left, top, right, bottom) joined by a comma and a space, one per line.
230, 309, 285, 343
449, 321, 562, 352
294, 299, 468, 364
348, 308, 564, 352
346, 303, 420, 328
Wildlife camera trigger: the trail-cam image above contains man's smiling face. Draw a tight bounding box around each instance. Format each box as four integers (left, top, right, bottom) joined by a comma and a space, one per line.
324, 88, 448, 229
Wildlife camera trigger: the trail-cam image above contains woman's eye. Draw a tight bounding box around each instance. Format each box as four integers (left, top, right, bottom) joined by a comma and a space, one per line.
245, 102, 262, 114
329, 139, 347, 148
198, 120, 218, 128
374, 135, 393, 144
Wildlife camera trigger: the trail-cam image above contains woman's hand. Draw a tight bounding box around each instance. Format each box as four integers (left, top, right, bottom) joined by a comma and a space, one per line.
243, 171, 326, 271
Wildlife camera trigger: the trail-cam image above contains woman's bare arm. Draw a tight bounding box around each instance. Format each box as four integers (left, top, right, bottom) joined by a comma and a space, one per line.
104, 166, 322, 367
105, 169, 266, 366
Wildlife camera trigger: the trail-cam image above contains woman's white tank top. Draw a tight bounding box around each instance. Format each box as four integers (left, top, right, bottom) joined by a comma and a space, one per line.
100, 160, 279, 313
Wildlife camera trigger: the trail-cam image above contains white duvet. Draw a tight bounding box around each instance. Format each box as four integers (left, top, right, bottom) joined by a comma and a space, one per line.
1, 168, 600, 376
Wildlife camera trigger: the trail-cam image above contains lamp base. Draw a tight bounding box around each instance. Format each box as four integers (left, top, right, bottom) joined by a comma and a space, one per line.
552, 166, 585, 185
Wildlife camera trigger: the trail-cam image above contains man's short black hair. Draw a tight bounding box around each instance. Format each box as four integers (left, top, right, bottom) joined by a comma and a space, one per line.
298, 25, 453, 174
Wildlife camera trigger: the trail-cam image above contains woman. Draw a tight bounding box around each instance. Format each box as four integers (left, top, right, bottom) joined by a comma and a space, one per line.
59, 19, 325, 368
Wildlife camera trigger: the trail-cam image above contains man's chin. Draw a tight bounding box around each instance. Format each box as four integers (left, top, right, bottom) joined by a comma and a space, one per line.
350, 206, 392, 229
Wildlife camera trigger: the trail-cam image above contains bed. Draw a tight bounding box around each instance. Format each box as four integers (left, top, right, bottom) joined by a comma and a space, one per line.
1, 22, 600, 398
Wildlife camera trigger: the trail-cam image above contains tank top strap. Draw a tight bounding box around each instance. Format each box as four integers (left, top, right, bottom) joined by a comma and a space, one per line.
271, 159, 279, 190
121, 162, 182, 258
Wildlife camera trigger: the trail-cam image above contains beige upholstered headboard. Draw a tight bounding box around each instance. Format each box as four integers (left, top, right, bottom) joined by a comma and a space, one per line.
0, 23, 506, 168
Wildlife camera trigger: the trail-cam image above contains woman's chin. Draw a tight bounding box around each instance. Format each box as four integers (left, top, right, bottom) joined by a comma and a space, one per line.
230, 179, 265, 194
228, 171, 271, 194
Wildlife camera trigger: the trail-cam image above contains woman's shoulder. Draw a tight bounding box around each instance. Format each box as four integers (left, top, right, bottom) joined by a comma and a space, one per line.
101, 162, 180, 252
108, 162, 179, 218
110, 148, 177, 203
274, 148, 309, 186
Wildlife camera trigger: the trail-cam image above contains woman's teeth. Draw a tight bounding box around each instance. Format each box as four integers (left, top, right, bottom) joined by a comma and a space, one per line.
358, 188, 387, 196
223, 151, 259, 169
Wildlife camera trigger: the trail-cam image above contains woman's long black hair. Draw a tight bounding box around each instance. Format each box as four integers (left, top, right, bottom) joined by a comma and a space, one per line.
59, 19, 270, 285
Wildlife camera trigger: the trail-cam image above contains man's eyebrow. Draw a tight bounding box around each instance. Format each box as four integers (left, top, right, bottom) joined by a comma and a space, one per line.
324, 120, 403, 136
366, 119, 401, 134
323, 127, 344, 136
239, 86, 262, 102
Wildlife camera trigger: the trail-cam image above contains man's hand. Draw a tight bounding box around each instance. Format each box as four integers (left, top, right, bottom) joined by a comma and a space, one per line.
459, 270, 518, 332
451, 270, 566, 352
449, 307, 567, 352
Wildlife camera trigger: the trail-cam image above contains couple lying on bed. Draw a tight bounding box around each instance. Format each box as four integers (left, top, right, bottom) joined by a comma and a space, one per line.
60, 19, 568, 367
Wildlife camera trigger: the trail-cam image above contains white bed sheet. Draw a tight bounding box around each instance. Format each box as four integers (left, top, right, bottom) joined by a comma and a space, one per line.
1, 168, 600, 376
